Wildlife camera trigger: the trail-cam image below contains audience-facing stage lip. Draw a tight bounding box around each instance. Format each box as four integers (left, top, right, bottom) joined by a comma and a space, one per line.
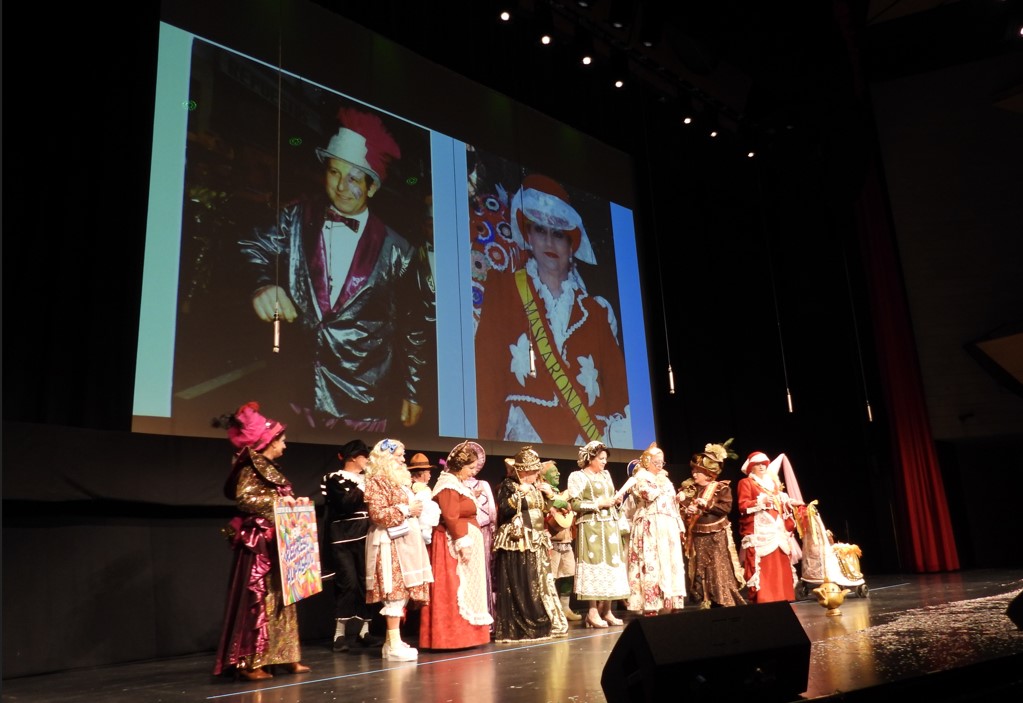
3, 570, 1021, 703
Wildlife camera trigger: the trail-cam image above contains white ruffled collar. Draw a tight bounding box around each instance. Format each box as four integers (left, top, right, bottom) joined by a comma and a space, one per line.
750, 472, 777, 492
432, 470, 477, 502
339, 469, 365, 487
525, 257, 588, 352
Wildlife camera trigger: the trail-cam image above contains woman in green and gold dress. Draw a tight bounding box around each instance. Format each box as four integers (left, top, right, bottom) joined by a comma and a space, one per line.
492, 447, 568, 642
567, 440, 630, 628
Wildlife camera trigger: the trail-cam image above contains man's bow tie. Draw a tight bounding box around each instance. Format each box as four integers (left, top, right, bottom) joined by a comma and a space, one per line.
325, 208, 359, 232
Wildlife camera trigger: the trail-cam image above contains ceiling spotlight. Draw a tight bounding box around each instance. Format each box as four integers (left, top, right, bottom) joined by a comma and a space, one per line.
609, 48, 628, 89
575, 32, 596, 66
499, 10, 511, 22
747, 151, 756, 158
535, 1, 555, 46
607, 0, 635, 30
682, 115, 692, 125
703, 105, 720, 138
637, 3, 663, 47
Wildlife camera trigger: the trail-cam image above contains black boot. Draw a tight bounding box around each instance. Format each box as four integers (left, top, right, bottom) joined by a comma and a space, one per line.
356, 631, 385, 648
332, 617, 353, 653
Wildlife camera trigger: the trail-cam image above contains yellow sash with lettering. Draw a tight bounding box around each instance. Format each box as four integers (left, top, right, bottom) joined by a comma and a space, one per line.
514, 268, 601, 442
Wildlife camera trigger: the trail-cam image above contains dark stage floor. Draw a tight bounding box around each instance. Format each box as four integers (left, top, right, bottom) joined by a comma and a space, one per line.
3, 570, 1022, 703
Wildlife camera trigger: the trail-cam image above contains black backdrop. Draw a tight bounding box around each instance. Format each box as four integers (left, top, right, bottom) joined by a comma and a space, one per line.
6, 0, 1019, 679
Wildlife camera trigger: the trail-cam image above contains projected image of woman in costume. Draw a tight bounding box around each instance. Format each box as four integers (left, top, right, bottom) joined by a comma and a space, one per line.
474, 173, 631, 447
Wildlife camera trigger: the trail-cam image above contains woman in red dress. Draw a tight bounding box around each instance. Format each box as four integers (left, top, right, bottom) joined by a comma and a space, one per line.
418, 441, 494, 649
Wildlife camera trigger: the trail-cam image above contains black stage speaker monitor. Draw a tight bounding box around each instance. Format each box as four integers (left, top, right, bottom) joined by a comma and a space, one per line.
601, 601, 811, 703
1008, 590, 1023, 630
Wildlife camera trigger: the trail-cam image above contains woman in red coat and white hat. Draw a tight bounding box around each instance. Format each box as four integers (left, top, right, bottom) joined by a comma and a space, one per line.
736, 451, 799, 603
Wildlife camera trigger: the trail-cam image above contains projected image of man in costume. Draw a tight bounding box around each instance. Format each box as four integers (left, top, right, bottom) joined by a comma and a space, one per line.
241, 106, 433, 433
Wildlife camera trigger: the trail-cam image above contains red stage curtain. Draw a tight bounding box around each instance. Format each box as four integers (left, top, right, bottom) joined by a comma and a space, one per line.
854, 157, 960, 573
832, 0, 959, 573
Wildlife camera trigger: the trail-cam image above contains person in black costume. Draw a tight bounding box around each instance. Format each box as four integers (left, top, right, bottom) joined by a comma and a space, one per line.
320, 439, 383, 652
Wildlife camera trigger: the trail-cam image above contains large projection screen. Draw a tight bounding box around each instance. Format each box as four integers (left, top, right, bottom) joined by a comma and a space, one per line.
133, 0, 655, 459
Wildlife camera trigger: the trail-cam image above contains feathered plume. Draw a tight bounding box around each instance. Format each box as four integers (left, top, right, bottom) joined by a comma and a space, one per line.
703, 438, 737, 463
211, 400, 258, 431
337, 107, 401, 182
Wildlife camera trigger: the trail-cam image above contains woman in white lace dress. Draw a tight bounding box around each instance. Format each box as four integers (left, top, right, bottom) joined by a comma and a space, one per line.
622, 443, 687, 616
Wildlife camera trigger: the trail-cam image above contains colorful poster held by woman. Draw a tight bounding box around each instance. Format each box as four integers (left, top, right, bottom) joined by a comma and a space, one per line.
274, 502, 323, 605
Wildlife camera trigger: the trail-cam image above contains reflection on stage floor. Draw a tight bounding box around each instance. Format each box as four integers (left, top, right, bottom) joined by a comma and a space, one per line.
3, 570, 1021, 703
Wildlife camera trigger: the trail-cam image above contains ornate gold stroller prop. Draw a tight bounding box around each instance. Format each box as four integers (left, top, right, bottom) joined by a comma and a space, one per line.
771, 453, 868, 612
794, 500, 868, 611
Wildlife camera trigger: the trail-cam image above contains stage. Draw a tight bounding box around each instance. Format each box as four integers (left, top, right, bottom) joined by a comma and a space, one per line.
4, 569, 1021, 703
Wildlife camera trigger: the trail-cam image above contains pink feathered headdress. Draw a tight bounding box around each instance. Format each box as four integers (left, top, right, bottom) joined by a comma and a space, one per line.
226, 401, 285, 452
